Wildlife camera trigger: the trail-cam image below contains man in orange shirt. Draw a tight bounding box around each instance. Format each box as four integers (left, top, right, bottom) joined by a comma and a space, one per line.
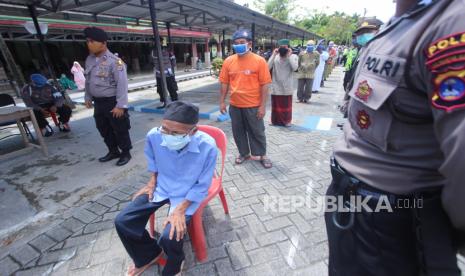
219, 29, 273, 169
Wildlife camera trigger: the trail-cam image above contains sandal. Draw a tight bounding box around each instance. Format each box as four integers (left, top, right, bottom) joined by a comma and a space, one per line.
260, 158, 273, 169
127, 250, 163, 276
235, 155, 250, 164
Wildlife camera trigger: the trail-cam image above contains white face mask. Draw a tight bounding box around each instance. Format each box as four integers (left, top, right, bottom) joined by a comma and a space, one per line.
161, 133, 191, 151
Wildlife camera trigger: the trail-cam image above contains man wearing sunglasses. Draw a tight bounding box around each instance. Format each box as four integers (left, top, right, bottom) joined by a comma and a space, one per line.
115, 101, 218, 276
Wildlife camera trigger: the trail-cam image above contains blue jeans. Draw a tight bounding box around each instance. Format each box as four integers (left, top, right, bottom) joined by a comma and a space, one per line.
115, 194, 191, 276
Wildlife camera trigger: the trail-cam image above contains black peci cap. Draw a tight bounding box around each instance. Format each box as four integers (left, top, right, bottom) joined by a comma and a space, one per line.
163, 101, 199, 125
83, 27, 108, 42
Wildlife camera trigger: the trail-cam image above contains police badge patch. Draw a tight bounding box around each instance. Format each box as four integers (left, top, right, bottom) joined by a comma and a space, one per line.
355, 80, 372, 102
426, 32, 465, 112
431, 70, 465, 112
356, 110, 371, 129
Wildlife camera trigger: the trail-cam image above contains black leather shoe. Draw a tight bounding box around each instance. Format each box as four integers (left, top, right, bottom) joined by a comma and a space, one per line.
116, 153, 131, 166
156, 103, 166, 109
99, 152, 120, 162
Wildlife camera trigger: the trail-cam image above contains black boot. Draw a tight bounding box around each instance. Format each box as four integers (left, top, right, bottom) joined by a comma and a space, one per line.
116, 151, 131, 166
99, 150, 121, 162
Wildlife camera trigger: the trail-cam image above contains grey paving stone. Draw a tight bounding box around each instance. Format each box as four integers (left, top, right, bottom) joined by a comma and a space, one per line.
263, 216, 293, 232
83, 220, 114, 234
69, 246, 93, 270
85, 202, 109, 216
235, 227, 259, 251
185, 262, 215, 276
10, 244, 40, 266
72, 208, 99, 224
102, 211, 119, 221
0, 256, 20, 276
49, 242, 64, 251
102, 258, 125, 276
206, 230, 238, 248
214, 258, 236, 276
117, 185, 138, 195
63, 232, 98, 249
29, 234, 57, 253
226, 240, 251, 270
96, 195, 120, 208
243, 214, 266, 235
288, 213, 312, 234
247, 244, 282, 266
228, 206, 254, 219
107, 190, 130, 201
255, 230, 287, 247
277, 240, 309, 269
201, 246, 228, 263
14, 264, 53, 276
293, 260, 328, 276
92, 230, 113, 253
61, 218, 86, 233
38, 247, 76, 265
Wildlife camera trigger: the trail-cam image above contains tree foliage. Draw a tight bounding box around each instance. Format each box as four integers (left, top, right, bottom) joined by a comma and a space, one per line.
296, 10, 359, 45
253, 0, 296, 23
252, 1, 360, 44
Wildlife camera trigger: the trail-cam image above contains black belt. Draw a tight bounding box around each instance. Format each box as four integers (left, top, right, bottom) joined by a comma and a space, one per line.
92, 96, 116, 102
331, 157, 420, 205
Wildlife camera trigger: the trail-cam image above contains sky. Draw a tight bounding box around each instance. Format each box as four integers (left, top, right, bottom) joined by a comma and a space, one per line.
234, 0, 397, 23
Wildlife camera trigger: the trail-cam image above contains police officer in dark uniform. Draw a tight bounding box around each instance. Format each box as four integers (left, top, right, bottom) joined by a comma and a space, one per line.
84, 27, 132, 166
326, 0, 464, 275
152, 38, 178, 109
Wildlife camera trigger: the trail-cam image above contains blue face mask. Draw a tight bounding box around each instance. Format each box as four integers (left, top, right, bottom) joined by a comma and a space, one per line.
161, 133, 191, 151
306, 45, 314, 53
233, 43, 248, 55
356, 33, 375, 46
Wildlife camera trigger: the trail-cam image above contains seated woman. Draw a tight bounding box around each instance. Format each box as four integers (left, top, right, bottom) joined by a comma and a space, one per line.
21, 74, 72, 137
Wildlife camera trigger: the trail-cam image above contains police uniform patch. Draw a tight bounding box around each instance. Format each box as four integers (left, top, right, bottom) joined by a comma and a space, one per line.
356, 110, 371, 129
426, 32, 465, 111
431, 69, 465, 112
426, 32, 465, 59
355, 80, 372, 102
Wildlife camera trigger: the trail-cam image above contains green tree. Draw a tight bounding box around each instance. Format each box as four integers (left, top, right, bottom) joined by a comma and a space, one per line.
253, 0, 296, 23
295, 10, 359, 44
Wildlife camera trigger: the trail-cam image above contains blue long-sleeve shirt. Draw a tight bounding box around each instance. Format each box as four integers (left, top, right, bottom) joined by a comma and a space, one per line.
144, 127, 218, 215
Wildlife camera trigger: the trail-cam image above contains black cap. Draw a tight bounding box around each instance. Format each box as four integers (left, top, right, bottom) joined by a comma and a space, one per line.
355, 18, 383, 33
83, 27, 108, 42
163, 101, 199, 125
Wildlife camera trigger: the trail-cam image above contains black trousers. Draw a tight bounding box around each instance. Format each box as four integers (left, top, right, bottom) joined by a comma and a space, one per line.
115, 195, 191, 276
228, 105, 267, 157
156, 76, 178, 103
33, 103, 72, 129
93, 97, 132, 153
325, 160, 460, 276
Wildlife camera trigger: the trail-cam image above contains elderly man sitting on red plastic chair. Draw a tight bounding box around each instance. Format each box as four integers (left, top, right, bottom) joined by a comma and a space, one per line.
115, 101, 218, 276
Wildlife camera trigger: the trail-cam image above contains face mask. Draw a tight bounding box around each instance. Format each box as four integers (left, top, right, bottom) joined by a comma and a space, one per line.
306, 45, 314, 53
87, 41, 105, 55
161, 133, 191, 151
278, 47, 288, 57
356, 33, 375, 46
233, 43, 248, 56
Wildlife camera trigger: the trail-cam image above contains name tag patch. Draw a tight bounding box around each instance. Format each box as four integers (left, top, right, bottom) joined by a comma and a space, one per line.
364, 56, 401, 78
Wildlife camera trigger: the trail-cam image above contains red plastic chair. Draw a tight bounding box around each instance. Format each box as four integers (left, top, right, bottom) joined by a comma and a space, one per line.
149, 124, 229, 263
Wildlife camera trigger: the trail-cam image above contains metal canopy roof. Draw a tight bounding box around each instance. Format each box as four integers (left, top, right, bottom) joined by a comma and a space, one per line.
0, 0, 320, 40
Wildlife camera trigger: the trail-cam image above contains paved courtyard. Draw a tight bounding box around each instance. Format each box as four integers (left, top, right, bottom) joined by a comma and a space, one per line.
1, 66, 461, 276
